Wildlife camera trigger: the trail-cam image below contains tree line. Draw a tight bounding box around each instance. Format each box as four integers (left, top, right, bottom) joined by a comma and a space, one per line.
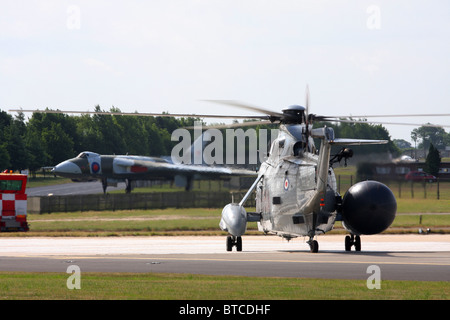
1, 107, 428, 174
314, 119, 400, 157
0, 106, 199, 173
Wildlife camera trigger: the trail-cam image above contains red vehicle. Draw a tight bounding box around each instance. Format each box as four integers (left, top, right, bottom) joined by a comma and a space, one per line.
0, 173, 29, 232
405, 171, 437, 183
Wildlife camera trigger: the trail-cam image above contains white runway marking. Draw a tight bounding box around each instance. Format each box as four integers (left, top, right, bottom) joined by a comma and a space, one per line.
0, 234, 449, 256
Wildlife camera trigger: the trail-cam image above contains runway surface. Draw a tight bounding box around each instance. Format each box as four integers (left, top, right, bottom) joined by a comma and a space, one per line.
26, 181, 125, 196
0, 234, 449, 281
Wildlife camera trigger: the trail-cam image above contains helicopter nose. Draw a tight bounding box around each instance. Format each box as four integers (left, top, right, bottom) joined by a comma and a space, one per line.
53, 160, 82, 177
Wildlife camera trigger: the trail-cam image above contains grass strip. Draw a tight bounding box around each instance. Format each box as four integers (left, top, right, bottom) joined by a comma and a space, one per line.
0, 272, 448, 300
0, 208, 445, 237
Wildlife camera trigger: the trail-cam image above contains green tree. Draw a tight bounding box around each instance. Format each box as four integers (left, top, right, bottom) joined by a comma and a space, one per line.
146, 122, 169, 156
0, 110, 13, 170
91, 106, 127, 154
41, 123, 74, 165
76, 114, 93, 152
4, 122, 29, 171
315, 119, 400, 156
411, 125, 446, 156
3, 113, 29, 171
25, 130, 48, 174
444, 131, 450, 147
0, 143, 11, 170
425, 143, 440, 176
112, 113, 149, 155
393, 139, 412, 150
27, 110, 78, 164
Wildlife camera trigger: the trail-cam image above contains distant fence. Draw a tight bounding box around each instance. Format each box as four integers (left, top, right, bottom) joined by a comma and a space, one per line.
336, 176, 450, 200
28, 191, 255, 214
27, 176, 449, 214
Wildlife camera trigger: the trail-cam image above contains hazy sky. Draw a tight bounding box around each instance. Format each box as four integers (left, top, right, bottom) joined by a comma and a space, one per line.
1, 0, 449, 143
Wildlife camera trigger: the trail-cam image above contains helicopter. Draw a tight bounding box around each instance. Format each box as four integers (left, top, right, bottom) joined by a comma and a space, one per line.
198, 90, 449, 253
9, 88, 450, 253
212, 96, 397, 253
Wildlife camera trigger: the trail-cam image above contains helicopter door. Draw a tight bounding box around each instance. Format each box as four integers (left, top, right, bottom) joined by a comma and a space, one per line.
256, 177, 272, 229
257, 177, 270, 217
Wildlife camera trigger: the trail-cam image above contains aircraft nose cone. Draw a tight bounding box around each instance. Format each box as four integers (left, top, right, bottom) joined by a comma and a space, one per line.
53, 161, 82, 176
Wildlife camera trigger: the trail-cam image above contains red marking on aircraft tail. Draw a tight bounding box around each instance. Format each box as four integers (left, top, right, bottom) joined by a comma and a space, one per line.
131, 166, 148, 173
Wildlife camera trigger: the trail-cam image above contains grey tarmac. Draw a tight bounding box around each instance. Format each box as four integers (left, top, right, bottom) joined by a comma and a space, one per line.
0, 234, 449, 281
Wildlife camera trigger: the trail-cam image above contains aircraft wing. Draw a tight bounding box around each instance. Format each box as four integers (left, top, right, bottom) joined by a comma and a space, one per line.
113, 156, 256, 179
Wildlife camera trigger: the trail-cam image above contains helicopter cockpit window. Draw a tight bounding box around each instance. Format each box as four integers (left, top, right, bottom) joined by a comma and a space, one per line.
293, 141, 304, 156
286, 125, 303, 141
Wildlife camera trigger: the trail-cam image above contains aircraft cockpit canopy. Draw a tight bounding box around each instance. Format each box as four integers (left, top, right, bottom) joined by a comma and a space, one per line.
76, 151, 99, 159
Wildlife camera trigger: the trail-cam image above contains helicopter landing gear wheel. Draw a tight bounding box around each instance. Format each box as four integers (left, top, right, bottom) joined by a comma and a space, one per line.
226, 235, 242, 252
345, 234, 361, 252
307, 239, 319, 253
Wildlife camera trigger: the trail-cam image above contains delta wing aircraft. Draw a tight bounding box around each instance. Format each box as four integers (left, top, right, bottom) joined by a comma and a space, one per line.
51, 133, 256, 193
9, 89, 450, 252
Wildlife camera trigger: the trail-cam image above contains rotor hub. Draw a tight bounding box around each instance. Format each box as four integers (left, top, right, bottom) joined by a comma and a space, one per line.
282, 105, 306, 123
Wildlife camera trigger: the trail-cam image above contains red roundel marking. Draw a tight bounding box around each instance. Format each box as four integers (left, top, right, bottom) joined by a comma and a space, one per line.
284, 178, 289, 190
91, 162, 100, 173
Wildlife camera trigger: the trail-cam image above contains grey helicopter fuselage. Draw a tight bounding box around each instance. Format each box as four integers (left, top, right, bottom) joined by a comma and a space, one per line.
255, 123, 337, 240
220, 104, 397, 252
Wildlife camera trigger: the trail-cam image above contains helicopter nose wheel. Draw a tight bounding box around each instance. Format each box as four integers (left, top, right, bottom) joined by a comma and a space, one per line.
345, 234, 361, 252
226, 235, 242, 252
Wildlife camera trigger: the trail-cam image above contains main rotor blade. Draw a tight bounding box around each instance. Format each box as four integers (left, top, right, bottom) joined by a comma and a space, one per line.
202, 100, 284, 119
305, 85, 310, 116
185, 120, 274, 129
325, 113, 450, 118
327, 118, 450, 128
8, 108, 263, 120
